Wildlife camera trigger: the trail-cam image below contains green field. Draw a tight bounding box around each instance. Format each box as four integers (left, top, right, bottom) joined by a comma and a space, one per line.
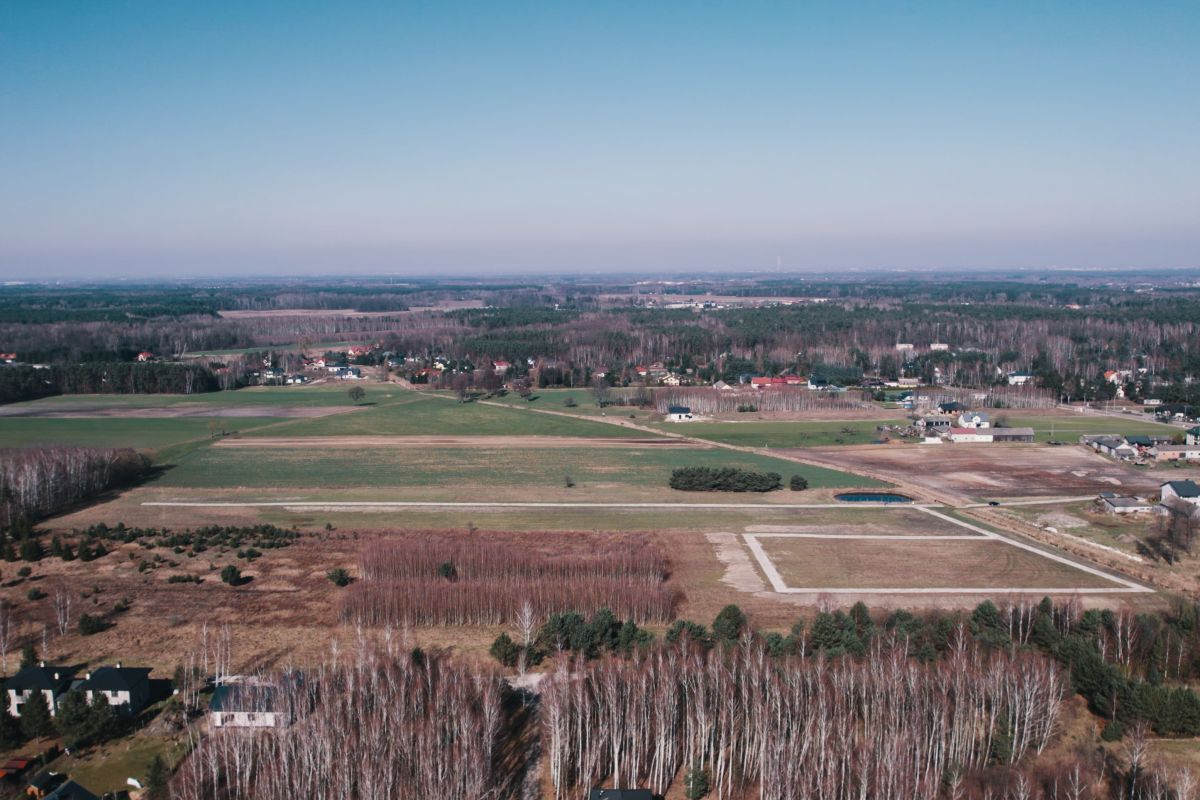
1, 384, 372, 409
157, 443, 879, 492
0, 417, 282, 452
1006, 413, 1181, 443
650, 419, 905, 448
242, 393, 660, 438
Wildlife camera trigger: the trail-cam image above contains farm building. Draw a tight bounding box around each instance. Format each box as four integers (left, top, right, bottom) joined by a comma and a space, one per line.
990, 427, 1036, 443
1161, 480, 1200, 507
1100, 496, 1155, 515
918, 415, 953, 432
666, 405, 694, 422
948, 428, 993, 443
1154, 445, 1200, 462
1006, 371, 1034, 386
957, 411, 991, 429
5, 665, 74, 717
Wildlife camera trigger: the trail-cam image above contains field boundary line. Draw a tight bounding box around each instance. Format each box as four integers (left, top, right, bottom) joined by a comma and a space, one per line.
142, 500, 940, 510
914, 506, 1151, 593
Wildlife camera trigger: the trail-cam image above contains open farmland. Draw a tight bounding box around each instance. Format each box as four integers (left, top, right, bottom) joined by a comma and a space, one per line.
792, 443, 1172, 503
652, 418, 905, 447
152, 440, 874, 494
750, 535, 1125, 591
1005, 411, 1183, 442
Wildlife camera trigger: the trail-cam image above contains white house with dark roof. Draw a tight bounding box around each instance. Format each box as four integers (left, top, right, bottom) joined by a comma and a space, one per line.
80, 664, 152, 715
957, 411, 991, 429
4, 664, 74, 717
1162, 480, 1200, 507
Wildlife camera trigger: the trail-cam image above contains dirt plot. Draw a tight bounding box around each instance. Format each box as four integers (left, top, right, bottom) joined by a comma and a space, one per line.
217, 434, 693, 449
791, 444, 1165, 503
755, 536, 1123, 590
0, 404, 352, 419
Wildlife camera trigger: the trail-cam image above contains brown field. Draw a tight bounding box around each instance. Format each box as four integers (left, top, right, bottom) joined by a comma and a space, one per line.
791, 443, 1167, 503
753, 536, 1127, 590
216, 435, 699, 449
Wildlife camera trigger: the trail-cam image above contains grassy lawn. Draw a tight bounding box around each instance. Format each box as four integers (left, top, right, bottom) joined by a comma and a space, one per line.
243, 393, 662, 438
0, 417, 283, 452
57, 733, 186, 794
1006, 413, 1181, 443
156, 443, 879, 492
650, 419, 905, 448
1001, 501, 1153, 553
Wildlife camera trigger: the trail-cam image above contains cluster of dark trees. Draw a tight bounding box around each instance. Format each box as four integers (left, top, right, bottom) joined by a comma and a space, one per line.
669, 467, 783, 492
490, 607, 656, 669
76, 522, 301, 553
0, 446, 152, 526
0, 362, 218, 404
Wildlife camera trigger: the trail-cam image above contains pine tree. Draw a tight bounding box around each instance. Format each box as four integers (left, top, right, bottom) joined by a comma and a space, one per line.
19, 691, 54, 739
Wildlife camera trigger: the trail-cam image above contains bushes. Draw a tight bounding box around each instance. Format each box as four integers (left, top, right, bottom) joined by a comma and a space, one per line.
220, 565, 243, 585
669, 467, 782, 492
326, 568, 352, 587
78, 613, 109, 635
789, 474, 808, 491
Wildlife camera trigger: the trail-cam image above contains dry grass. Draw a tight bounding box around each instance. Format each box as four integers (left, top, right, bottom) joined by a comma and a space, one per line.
755, 536, 1124, 590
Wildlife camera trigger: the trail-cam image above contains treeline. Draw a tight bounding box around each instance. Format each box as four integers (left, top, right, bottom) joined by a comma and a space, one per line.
657, 387, 872, 414
0, 363, 218, 404
171, 649, 504, 800
669, 467, 783, 492
0, 447, 152, 526
340, 533, 679, 626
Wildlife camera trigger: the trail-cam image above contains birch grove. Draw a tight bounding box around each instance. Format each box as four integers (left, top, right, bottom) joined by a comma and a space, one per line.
170, 646, 503, 800
0, 446, 151, 525
541, 640, 1064, 800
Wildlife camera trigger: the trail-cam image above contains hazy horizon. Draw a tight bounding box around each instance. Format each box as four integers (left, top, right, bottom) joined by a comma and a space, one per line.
3, 1, 1198, 278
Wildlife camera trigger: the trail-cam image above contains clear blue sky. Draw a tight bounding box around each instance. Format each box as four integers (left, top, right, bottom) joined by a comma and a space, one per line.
1, 1, 1197, 277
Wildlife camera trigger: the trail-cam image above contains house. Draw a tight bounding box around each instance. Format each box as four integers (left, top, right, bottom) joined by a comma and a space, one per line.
1101, 496, 1155, 515
918, 415, 953, 432
1152, 445, 1200, 462
1006, 372, 1033, 386
948, 428, 994, 443
930, 342, 950, 351
1161, 480, 1200, 506
1187, 426, 1200, 446
750, 376, 786, 388
1144, 398, 1163, 407
0, 353, 17, 363
0, 756, 34, 781
209, 682, 289, 729
896, 377, 920, 388
712, 380, 734, 391
43, 780, 99, 800
990, 427, 1036, 443
5, 665, 74, 717
135, 351, 155, 362
285, 374, 308, 385
895, 343, 914, 352
666, 405, 694, 422
346, 345, 374, 358
27, 770, 66, 798
492, 360, 511, 375
80, 665, 152, 715
589, 791, 653, 800
806, 376, 829, 390
957, 411, 991, 429
336, 367, 363, 380
661, 374, 682, 386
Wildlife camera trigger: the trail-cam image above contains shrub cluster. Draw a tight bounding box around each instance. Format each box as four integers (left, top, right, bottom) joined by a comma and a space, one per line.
669, 467, 782, 492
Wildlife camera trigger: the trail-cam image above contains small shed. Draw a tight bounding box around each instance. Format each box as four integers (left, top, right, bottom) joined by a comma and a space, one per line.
666, 406, 694, 422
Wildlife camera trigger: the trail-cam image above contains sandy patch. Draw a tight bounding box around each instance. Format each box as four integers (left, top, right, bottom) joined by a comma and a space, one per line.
708, 532, 767, 593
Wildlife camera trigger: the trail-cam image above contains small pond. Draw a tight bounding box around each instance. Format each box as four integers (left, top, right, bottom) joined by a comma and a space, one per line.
835, 492, 914, 504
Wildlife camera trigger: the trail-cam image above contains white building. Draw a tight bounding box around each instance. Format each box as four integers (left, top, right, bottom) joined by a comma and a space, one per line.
957, 411, 991, 429
948, 427, 994, 443
1006, 372, 1033, 386
1161, 480, 1200, 506
666, 405, 694, 422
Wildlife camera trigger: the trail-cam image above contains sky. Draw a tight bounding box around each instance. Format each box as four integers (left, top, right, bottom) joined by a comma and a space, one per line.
1, 1, 1197, 278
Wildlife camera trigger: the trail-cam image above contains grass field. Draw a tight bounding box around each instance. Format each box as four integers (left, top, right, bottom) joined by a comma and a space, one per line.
0, 417, 282, 452
241, 393, 664, 438
651, 419, 905, 448
0, 384, 381, 409
1006, 413, 1181, 442
156, 443, 878, 492
754, 536, 1124, 590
